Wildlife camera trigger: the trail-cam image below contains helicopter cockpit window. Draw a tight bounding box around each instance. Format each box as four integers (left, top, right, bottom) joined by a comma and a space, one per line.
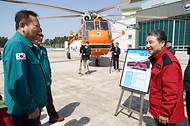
95, 21, 100, 30
100, 21, 108, 30
86, 22, 94, 30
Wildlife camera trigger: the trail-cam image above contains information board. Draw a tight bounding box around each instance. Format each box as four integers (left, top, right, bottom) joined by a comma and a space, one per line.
120, 49, 152, 94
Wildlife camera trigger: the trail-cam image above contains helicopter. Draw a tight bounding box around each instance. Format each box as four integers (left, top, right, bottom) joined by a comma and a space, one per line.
0, 0, 144, 66
67, 17, 126, 66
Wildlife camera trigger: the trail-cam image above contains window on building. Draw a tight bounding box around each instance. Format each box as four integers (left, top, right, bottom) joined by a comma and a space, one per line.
128, 44, 132, 48
128, 35, 132, 39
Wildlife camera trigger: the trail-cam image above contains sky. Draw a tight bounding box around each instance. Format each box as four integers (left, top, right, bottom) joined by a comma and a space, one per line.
0, 0, 147, 39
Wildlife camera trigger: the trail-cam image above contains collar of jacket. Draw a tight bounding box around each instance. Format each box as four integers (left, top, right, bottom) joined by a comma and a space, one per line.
148, 47, 168, 63
15, 31, 34, 48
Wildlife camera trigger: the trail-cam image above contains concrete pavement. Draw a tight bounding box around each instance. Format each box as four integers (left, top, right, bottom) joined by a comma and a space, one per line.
0, 50, 189, 126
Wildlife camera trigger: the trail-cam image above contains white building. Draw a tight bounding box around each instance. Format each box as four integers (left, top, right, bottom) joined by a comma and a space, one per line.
112, 7, 141, 52
141, 0, 181, 9
65, 40, 81, 52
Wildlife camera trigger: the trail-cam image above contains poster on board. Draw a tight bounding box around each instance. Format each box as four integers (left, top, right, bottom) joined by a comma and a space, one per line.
120, 49, 152, 94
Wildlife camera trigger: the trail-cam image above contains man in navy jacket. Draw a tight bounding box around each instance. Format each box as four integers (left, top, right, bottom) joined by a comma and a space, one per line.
111, 42, 121, 72
184, 58, 190, 125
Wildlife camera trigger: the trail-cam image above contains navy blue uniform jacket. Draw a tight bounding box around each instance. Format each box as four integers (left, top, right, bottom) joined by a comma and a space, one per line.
110, 47, 120, 59
184, 59, 190, 91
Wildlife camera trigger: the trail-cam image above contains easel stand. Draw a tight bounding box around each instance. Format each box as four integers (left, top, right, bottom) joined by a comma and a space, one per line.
115, 89, 145, 126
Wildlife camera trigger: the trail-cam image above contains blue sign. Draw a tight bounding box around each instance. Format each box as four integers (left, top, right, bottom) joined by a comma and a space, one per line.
119, 49, 152, 94
184, 1, 190, 10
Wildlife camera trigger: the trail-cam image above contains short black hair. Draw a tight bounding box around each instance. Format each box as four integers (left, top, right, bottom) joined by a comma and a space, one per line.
15, 10, 38, 30
147, 29, 167, 43
86, 41, 89, 44
167, 41, 172, 44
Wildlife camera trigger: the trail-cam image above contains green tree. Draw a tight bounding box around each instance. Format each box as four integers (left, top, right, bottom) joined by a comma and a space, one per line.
0, 36, 8, 47
43, 39, 51, 45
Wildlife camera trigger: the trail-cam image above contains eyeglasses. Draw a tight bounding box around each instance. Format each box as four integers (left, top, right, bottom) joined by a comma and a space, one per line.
39, 34, 44, 38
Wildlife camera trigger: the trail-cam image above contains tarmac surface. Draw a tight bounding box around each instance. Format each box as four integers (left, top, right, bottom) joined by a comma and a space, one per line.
0, 50, 189, 126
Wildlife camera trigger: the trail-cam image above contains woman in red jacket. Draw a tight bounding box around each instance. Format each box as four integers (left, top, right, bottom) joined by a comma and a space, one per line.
0, 94, 14, 126
146, 29, 184, 126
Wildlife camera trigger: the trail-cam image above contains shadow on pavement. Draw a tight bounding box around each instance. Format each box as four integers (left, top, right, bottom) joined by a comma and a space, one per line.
58, 102, 80, 118
40, 114, 47, 120
79, 56, 125, 68
116, 95, 149, 122
42, 102, 80, 126
89, 57, 112, 67
122, 95, 149, 115
89, 70, 97, 74
64, 117, 90, 126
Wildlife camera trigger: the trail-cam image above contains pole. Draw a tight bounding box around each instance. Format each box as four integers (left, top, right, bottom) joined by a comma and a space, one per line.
115, 89, 125, 116
109, 55, 113, 73
115, 89, 145, 126
139, 94, 144, 126
109, 44, 114, 73
78, 46, 83, 74
128, 91, 133, 113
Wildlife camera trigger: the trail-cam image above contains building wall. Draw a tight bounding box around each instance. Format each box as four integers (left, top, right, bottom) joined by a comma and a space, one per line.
112, 17, 137, 52
141, 0, 181, 9
136, 0, 190, 51
138, 19, 190, 50
137, 1, 190, 23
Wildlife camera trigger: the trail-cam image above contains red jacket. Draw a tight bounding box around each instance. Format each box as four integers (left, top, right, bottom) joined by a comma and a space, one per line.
148, 48, 184, 124
0, 95, 14, 126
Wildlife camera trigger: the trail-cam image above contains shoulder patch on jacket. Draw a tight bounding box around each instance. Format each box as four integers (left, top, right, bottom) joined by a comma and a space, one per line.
162, 53, 172, 66
156, 64, 161, 69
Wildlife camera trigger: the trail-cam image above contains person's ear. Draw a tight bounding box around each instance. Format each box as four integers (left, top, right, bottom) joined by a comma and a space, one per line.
19, 21, 25, 31
161, 40, 165, 48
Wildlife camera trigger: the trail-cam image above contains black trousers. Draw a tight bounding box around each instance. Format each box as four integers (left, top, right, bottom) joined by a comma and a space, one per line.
113, 58, 119, 70
186, 90, 190, 125
10, 114, 40, 126
155, 119, 176, 126
46, 85, 58, 118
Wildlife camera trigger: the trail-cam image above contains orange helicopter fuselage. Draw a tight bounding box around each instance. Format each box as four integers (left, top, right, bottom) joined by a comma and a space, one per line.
81, 30, 112, 56
80, 19, 113, 57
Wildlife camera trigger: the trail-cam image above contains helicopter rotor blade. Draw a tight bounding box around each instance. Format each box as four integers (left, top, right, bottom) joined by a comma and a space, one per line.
96, 0, 143, 13
0, 0, 85, 14
39, 15, 82, 20
107, 19, 141, 30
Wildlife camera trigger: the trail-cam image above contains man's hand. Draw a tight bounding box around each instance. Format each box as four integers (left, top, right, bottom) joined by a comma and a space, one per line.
159, 115, 169, 124
28, 107, 40, 119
